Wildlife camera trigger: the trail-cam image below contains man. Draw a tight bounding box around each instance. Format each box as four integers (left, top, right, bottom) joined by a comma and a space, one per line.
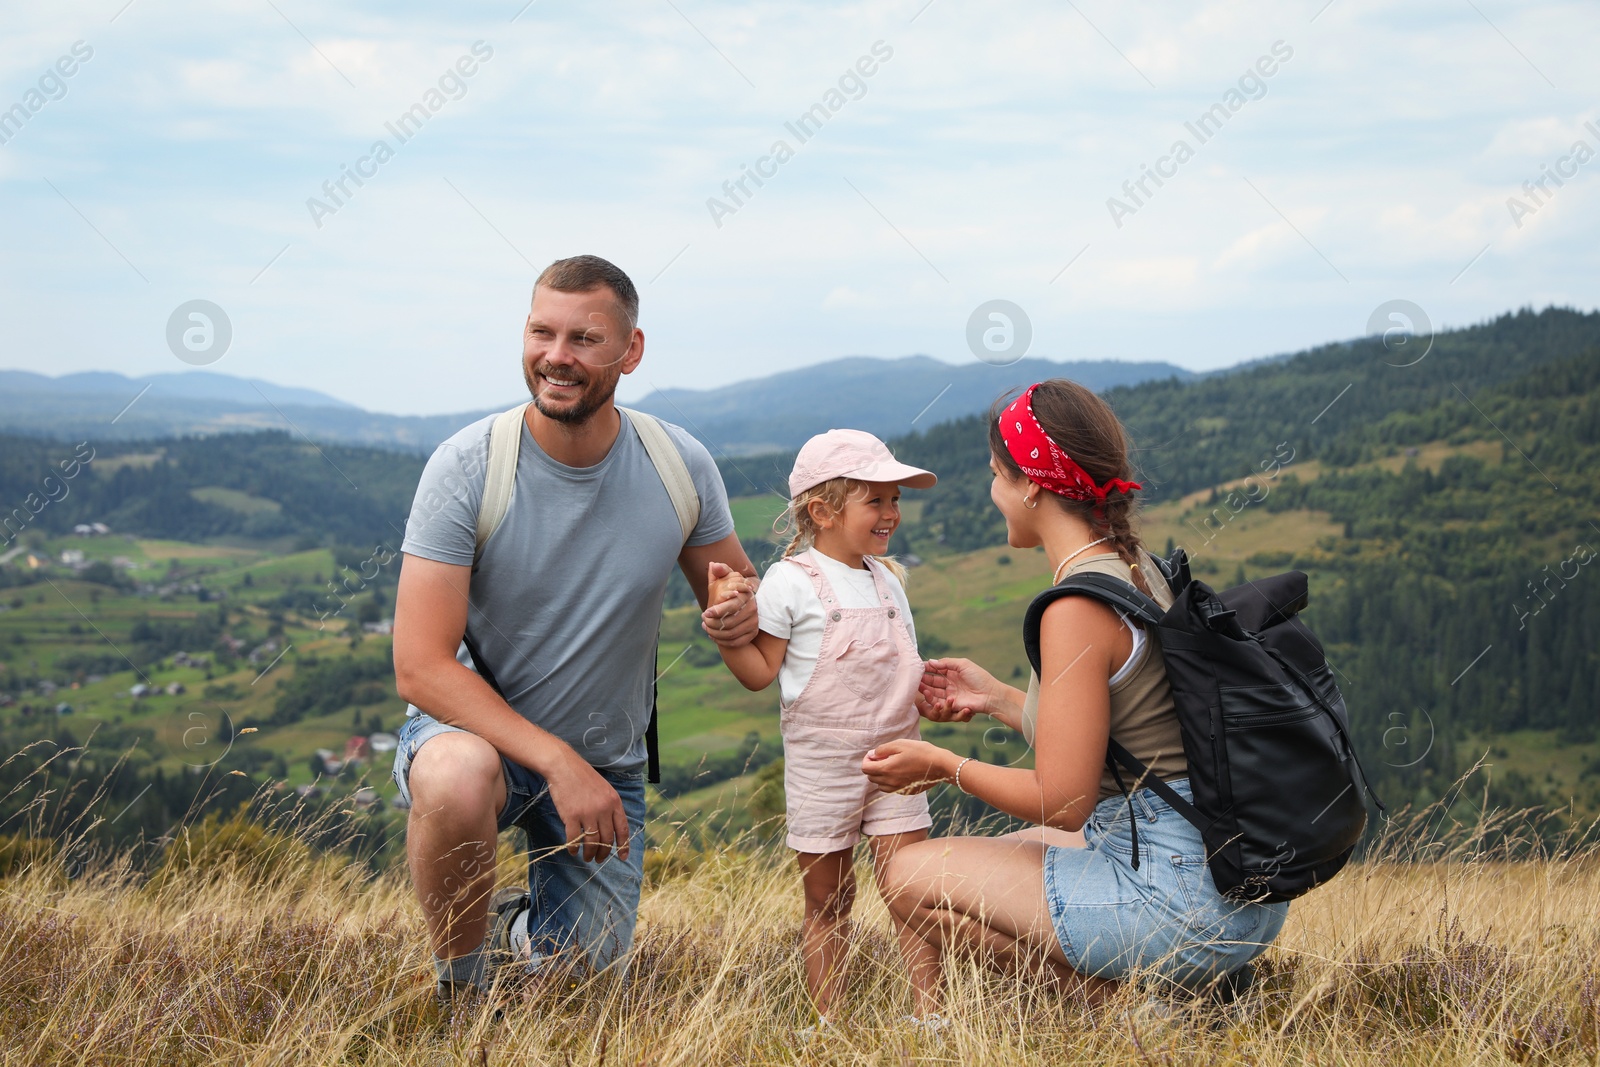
392, 254, 759, 999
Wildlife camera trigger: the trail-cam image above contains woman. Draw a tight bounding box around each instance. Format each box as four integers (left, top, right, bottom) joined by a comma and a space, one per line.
861, 379, 1288, 1000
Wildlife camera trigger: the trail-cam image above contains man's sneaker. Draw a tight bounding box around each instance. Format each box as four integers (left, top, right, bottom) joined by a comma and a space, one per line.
485, 886, 530, 971
435, 978, 482, 1008
434, 979, 507, 1026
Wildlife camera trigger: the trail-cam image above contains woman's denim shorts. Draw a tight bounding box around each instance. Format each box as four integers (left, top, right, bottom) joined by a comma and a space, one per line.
1043, 777, 1288, 990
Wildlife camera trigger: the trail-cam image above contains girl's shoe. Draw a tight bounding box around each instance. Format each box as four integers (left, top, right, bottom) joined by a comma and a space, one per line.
793, 1015, 832, 1044
901, 1012, 951, 1037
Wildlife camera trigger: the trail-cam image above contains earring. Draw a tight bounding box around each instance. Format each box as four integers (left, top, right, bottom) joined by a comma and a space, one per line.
1022, 494, 1039, 510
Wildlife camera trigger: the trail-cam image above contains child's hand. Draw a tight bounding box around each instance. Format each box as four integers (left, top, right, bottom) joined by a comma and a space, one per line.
916, 658, 989, 721
702, 561, 758, 645
862, 739, 950, 795
706, 563, 753, 606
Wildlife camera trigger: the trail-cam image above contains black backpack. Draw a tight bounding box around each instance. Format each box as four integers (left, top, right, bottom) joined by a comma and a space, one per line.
1022, 548, 1383, 903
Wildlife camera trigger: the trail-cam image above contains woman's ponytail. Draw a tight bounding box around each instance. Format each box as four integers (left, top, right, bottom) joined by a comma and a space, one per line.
1101, 495, 1153, 598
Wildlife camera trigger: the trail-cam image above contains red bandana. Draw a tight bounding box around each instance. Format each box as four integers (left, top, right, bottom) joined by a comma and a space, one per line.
998, 384, 1142, 506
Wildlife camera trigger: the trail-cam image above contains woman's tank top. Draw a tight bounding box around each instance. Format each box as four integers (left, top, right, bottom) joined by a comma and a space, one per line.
1020, 548, 1188, 802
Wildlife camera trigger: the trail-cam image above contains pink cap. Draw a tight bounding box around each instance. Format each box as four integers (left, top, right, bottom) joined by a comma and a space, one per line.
788, 429, 938, 497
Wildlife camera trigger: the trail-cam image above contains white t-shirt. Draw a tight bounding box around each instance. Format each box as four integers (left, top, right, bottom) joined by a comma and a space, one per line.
757, 548, 918, 705
1110, 611, 1148, 688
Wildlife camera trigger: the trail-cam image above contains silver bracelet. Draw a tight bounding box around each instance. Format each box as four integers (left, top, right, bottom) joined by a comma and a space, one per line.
953, 756, 975, 794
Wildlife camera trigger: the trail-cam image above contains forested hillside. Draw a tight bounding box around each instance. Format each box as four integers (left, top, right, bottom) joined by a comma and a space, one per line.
1234, 348, 1594, 812
2, 306, 1597, 850
717, 307, 1600, 549
715, 307, 1600, 819
1, 434, 423, 549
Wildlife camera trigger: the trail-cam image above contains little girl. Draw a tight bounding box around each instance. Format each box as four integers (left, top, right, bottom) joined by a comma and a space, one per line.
707, 428, 943, 1030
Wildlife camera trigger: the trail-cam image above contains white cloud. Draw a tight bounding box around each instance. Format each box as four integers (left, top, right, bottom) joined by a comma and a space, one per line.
820, 285, 874, 310
0, 0, 1595, 413
1212, 222, 1291, 272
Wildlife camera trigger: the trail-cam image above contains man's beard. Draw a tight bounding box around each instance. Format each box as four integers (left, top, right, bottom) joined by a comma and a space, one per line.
524, 363, 617, 425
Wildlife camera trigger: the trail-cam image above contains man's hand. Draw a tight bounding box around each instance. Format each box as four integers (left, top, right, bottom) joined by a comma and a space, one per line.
544, 748, 630, 863
679, 535, 759, 647
702, 560, 759, 647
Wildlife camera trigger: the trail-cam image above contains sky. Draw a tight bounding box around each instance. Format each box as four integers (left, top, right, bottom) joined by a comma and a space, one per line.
0, 0, 1596, 416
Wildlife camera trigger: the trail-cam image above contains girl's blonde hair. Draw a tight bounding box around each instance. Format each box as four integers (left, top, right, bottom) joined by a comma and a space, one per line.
776, 476, 909, 586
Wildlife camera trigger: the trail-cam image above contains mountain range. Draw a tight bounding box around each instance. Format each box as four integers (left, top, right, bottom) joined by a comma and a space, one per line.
0, 369, 467, 452
0, 356, 1196, 454
0, 370, 359, 411
630, 356, 1195, 454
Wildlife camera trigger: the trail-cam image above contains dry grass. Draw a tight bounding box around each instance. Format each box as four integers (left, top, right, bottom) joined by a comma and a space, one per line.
5, 795, 1600, 1067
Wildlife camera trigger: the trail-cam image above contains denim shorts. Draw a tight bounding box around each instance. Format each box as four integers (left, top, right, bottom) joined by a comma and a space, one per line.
392, 711, 647, 971
1043, 777, 1288, 990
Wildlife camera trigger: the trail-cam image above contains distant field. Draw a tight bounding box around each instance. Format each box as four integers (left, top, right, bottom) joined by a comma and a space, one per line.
89, 450, 164, 474
1139, 501, 1344, 574
1156, 437, 1506, 514
137, 538, 261, 563
189, 486, 284, 515
1, 424, 1592, 858
7, 488, 1592, 831
1463, 729, 1600, 813
728, 494, 788, 543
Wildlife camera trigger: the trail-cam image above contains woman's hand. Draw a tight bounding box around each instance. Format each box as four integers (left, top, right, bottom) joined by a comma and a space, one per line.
862, 739, 954, 795
917, 658, 997, 722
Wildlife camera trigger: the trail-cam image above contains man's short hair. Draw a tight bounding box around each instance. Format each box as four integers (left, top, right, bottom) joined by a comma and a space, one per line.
534, 255, 639, 331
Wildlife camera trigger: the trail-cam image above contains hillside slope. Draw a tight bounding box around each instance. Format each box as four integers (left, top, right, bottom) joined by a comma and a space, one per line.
2, 306, 1596, 848
716, 309, 1600, 821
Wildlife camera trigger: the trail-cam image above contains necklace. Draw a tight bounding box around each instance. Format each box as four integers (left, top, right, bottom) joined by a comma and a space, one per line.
1052, 536, 1112, 584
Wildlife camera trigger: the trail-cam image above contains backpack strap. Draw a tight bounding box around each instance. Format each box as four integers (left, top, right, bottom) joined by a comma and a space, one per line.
1153, 546, 1191, 597
474, 404, 703, 556
1105, 739, 1213, 869
466, 404, 704, 787
620, 407, 701, 544
1022, 573, 1164, 675
617, 406, 700, 785
1022, 572, 1185, 870
475, 403, 529, 558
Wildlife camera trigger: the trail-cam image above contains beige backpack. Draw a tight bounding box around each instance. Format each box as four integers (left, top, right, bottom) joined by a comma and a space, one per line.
467, 401, 703, 783
474, 401, 700, 555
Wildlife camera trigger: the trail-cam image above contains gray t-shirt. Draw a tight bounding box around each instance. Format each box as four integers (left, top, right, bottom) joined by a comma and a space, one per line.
400, 409, 735, 769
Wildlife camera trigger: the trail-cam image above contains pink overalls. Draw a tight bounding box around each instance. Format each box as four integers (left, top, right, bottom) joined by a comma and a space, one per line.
778, 552, 932, 854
